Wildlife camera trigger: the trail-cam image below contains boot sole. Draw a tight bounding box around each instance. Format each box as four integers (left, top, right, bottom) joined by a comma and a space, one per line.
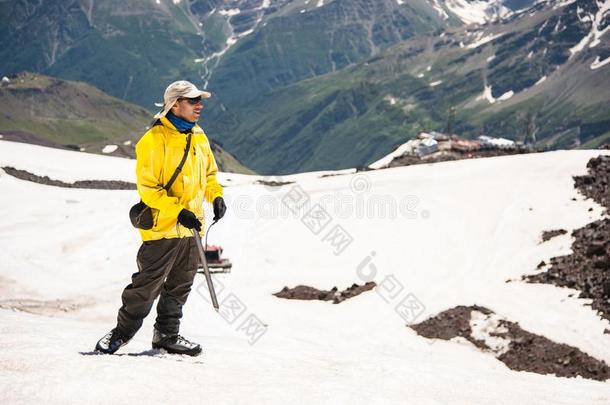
152, 343, 202, 357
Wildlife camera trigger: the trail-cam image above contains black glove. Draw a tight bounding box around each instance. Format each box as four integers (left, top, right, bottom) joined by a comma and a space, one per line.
213, 197, 226, 221
177, 209, 202, 231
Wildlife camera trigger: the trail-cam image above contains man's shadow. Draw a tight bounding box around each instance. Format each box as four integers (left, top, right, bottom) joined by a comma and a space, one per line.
79, 349, 204, 364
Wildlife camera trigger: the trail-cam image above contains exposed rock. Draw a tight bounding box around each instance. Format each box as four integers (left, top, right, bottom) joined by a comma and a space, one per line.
410, 305, 610, 381
2, 166, 136, 190
273, 282, 376, 304
524, 155, 610, 321
540, 229, 567, 243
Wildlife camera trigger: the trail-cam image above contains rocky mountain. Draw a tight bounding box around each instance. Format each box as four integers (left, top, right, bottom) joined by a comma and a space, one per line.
0, 0, 457, 103
202, 0, 610, 174
0, 72, 254, 174
1, 0, 608, 174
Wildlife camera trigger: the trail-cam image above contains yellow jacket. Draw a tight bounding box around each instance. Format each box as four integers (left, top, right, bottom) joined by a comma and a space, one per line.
135, 117, 223, 241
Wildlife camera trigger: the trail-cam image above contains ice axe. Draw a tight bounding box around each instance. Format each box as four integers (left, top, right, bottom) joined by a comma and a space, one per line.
192, 222, 219, 311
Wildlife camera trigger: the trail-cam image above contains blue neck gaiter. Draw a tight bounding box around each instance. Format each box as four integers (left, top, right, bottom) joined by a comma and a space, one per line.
166, 111, 196, 132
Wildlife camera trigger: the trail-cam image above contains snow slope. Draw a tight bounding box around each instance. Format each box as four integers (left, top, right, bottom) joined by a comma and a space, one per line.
1, 140, 610, 404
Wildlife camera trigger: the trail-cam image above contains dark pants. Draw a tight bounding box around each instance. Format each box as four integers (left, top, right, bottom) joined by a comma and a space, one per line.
116, 237, 199, 338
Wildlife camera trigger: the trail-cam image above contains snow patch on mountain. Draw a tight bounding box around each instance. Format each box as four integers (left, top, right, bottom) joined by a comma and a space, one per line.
497, 90, 514, 101
476, 85, 513, 104
102, 145, 118, 154
534, 75, 547, 85
569, 0, 610, 58
219, 8, 241, 17
428, 0, 450, 19
477, 84, 496, 103
466, 32, 504, 48
552, 0, 577, 10
591, 55, 610, 70
443, 0, 512, 25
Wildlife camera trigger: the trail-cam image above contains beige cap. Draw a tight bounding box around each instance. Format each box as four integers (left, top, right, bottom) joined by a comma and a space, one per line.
153, 80, 211, 119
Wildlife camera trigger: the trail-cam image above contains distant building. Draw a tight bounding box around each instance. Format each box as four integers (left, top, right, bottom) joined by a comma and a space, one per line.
417, 138, 439, 156
452, 139, 481, 152
429, 131, 450, 142
478, 135, 515, 149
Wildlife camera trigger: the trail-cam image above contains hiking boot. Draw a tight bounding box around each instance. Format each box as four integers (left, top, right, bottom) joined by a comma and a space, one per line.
152, 329, 202, 356
95, 328, 130, 354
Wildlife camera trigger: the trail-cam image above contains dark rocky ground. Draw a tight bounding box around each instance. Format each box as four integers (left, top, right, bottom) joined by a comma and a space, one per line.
273, 282, 376, 304
540, 229, 567, 243
0, 130, 69, 149
387, 148, 532, 169
255, 179, 295, 187
410, 305, 610, 381
524, 154, 610, 321
2, 166, 136, 190
410, 154, 610, 382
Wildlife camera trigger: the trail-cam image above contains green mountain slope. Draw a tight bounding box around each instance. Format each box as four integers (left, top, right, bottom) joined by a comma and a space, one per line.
0, 0, 205, 108
2, 0, 607, 175
203, 0, 610, 174
0, 72, 254, 174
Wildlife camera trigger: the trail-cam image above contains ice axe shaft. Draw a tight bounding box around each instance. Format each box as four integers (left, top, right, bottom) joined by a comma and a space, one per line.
192, 228, 219, 311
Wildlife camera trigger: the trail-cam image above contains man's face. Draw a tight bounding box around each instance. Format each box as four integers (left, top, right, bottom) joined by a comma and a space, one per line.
170, 96, 203, 122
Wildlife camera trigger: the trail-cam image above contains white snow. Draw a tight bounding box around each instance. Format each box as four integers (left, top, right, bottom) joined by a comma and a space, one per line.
368, 140, 417, 169
497, 90, 514, 101
429, 80, 443, 87
469, 310, 511, 355
478, 84, 496, 103
591, 55, 610, 70
0, 141, 134, 182
428, 0, 449, 20
317, 0, 324, 7
569, 0, 610, 57
553, 0, 577, 10
466, 33, 504, 49
123, 140, 132, 146
538, 19, 549, 34
102, 144, 118, 154
535, 75, 547, 85
219, 8, 240, 16
486, 54, 496, 62
443, 0, 512, 25
477, 86, 513, 103
417, 73, 425, 78
2, 141, 610, 403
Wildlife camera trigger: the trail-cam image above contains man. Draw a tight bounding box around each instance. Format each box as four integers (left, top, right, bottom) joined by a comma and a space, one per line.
95, 80, 227, 356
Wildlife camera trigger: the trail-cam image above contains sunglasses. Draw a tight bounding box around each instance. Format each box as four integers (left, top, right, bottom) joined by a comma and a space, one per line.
179, 96, 203, 105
